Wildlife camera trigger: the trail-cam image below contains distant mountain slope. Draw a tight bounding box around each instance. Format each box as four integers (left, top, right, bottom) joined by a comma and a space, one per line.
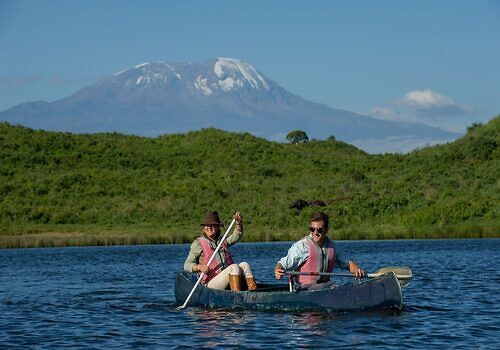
0, 57, 459, 153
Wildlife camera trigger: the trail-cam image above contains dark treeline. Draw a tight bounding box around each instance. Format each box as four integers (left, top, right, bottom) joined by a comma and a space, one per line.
0, 115, 498, 248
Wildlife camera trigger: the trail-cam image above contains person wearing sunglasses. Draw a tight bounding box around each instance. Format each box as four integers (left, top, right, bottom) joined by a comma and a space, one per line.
183, 210, 257, 291
274, 211, 364, 290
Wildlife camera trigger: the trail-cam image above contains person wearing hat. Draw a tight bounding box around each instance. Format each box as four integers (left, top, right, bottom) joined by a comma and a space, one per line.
274, 211, 365, 290
183, 210, 257, 291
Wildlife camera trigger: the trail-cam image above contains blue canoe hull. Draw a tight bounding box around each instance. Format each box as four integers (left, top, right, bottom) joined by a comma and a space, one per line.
175, 271, 403, 312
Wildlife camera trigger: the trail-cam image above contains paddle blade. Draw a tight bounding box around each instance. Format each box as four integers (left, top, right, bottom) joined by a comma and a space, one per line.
369, 266, 412, 280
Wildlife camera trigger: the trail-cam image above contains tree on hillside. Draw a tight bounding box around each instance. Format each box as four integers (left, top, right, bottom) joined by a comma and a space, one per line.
467, 122, 483, 133
286, 130, 309, 144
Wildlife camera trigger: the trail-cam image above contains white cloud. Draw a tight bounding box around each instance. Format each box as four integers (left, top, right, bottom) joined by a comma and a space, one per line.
369, 89, 476, 132
397, 89, 470, 117
370, 106, 397, 118
399, 89, 454, 109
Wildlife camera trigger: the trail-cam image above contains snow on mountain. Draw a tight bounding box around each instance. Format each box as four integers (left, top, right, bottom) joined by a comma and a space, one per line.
113, 62, 182, 87
213, 57, 270, 91
109, 58, 269, 96
0, 57, 460, 153
194, 76, 212, 96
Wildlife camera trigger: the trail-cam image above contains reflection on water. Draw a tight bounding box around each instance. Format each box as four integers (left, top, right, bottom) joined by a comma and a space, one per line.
196, 309, 255, 338
1, 239, 499, 349
289, 312, 339, 335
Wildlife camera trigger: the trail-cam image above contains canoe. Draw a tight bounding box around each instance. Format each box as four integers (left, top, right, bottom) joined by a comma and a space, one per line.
175, 271, 403, 312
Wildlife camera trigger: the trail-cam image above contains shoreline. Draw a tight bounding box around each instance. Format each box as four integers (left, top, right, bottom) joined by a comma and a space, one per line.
1, 225, 498, 249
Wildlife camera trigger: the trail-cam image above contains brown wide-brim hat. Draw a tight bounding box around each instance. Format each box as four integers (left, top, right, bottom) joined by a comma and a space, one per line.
201, 210, 224, 226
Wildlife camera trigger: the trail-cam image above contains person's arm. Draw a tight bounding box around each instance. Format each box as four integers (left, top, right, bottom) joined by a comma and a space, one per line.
333, 243, 350, 270
225, 225, 243, 246
274, 240, 309, 279
333, 243, 364, 278
348, 260, 365, 279
226, 211, 243, 246
183, 239, 204, 272
274, 262, 286, 279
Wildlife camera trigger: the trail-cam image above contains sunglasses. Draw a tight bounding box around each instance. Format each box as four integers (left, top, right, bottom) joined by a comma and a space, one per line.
309, 227, 325, 234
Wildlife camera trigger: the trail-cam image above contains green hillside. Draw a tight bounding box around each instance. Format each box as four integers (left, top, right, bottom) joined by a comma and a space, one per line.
0, 116, 498, 248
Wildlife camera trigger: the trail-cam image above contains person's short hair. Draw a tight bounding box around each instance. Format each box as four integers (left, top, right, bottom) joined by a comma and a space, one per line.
310, 211, 329, 231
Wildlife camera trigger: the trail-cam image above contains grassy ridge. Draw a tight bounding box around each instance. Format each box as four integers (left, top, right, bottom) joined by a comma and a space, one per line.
0, 116, 499, 248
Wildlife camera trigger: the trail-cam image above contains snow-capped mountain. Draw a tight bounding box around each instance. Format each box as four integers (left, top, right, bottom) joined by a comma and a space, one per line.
0, 57, 459, 153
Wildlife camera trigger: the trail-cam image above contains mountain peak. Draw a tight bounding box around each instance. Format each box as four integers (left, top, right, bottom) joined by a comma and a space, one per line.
110, 58, 269, 94
112, 62, 182, 88
213, 57, 270, 92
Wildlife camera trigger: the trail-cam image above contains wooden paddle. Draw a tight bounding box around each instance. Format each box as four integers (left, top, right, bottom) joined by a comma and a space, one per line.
177, 218, 237, 310
286, 266, 413, 280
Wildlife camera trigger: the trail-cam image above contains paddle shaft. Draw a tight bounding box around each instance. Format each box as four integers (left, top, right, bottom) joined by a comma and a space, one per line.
286, 271, 358, 277
286, 266, 412, 280
177, 218, 236, 309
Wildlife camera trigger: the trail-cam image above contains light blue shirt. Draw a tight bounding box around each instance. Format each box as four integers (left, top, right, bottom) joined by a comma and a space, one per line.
278, 235, 350, 271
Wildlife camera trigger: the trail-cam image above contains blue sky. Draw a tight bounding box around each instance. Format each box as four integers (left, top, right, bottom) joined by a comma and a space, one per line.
0, 0, 499, 132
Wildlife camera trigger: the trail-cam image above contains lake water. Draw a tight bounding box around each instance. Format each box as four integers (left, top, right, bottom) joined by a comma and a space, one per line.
1, 239, 498, 349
